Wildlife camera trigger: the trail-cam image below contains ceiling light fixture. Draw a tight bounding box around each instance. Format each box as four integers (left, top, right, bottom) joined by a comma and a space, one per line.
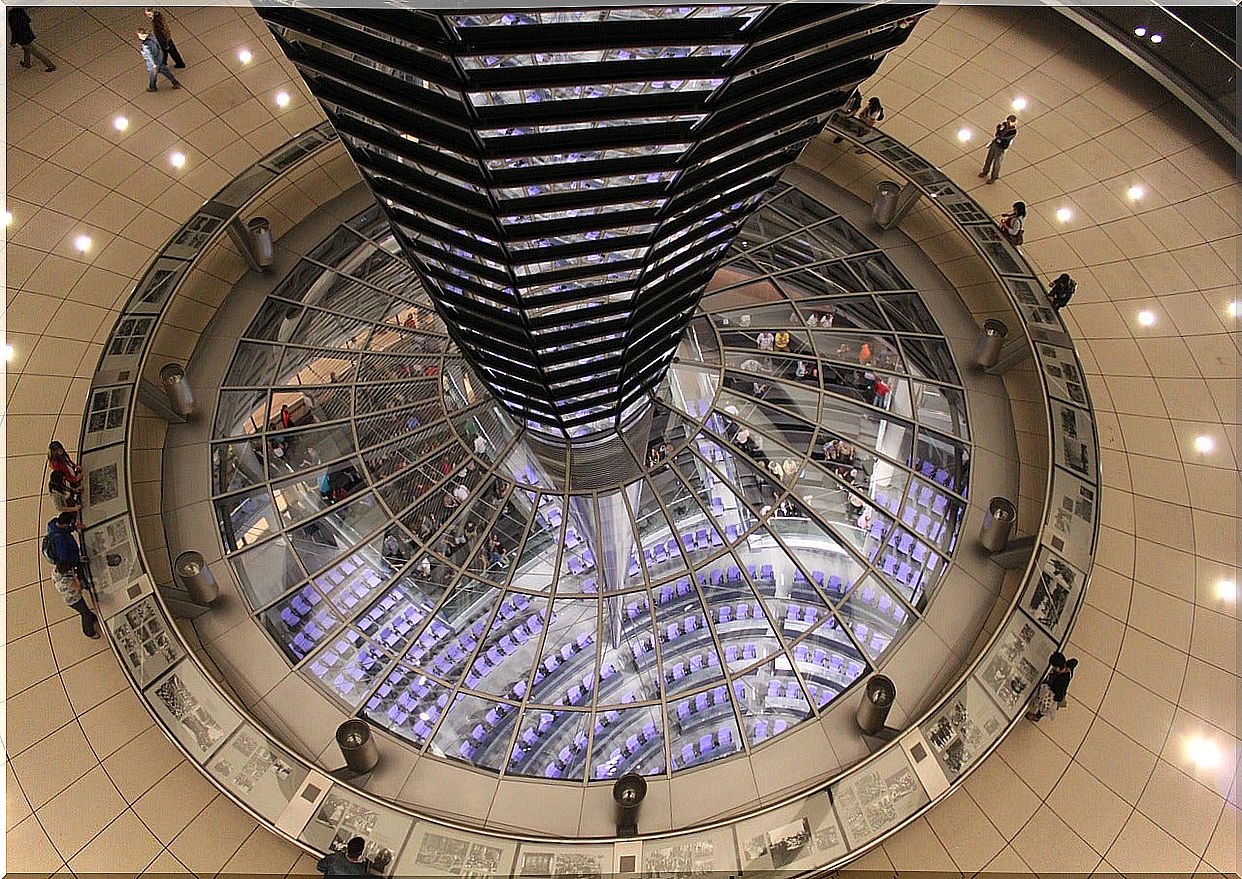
113, 115, 129, 132
4, 344, 13, 361
1134, 26, 1147, 37
1011, 96, 1027, 112
1194, 435, 1215, 454
238, 48, 253, 64
956, 128, 972, 142
1055, 207, 1073, 222
74, 234, 92, 252
1150, 33, 1163, 44
1216, 580, 1236, 602
1136, 310, 1156, 327
170, 151, 186, 169
4, 211, 12, 226
1228, 301, 1238, 318
275, 90, 291, 107
1127, 184, 1145, 200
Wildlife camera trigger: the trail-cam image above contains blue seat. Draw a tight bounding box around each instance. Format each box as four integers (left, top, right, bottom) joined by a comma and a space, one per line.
680, 744, 696, 767
694, 692, 709, 713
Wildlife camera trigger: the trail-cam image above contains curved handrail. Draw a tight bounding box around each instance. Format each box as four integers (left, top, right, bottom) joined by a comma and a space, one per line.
77, 117, 1100, 876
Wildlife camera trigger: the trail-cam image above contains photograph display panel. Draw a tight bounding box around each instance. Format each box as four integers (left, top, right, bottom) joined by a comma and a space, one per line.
513, 842, 612, 879
1043, 466, 1098, 571
734, 794, 848, 875
641, 825, 738, 878
918, 676, 1008, 783
145, 658, 244, 761
973, 609, 1056, 719
1020, 547, 1087, 642
79, 513, 147, 619
1049, 399, 1097, 485
300, 786, 413, 877
830, 746, 930, 850
105, 593, 184, 687
394, 823, 517, 879
81, 442, 128, 523
207, 724, 310, 821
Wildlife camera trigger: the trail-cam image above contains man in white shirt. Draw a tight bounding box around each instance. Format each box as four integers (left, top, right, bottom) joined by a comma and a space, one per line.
756, 331, 775, 351
453, 483, 469, 504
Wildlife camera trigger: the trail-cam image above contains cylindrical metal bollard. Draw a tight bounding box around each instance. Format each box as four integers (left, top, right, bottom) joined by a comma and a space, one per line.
872, 181, 902, 227
974, 320, 1009, 369
856, 674, 896, 735
337, 719, 379, 774
175, 550, 218, 604
980, 497, 1017, 552
247, 217, 274, 269
159, 362, 195, 418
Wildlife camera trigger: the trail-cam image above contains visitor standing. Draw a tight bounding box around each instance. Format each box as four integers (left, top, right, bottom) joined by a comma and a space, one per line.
999, 201, 1025, 246
832, 87, 863, 143
48, 441, 83, 493
138, 28, 180, 91
979, 115, 1018, 183
1047, 273, 1077, 310
145, 8, 185, 68
53, 562, 101, 640
853, 97, 884, 153
7, 7, 55, 72
316, 837, 371, 877
1026, 652, 1078, 721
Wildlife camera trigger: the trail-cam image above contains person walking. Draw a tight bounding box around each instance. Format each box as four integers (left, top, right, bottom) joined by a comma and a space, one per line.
999, 201, 1025, 246
832, 87, 863, 143
979, 115, 1018, 183
138, 28, 180, 91
316, 836, 371, 877
145, 8, 185, 68
1026, 651, 1078, 721
45, 513, 100, 639
7, 8, 55, 72
1047, 273, 1077, 310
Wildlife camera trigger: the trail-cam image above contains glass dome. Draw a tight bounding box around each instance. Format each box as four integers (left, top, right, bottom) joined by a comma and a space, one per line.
210, 179, 971, 783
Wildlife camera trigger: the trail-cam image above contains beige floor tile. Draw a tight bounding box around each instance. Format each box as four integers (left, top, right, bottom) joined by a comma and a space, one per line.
7, 813, 68, 875
7, 629, 60, 696
1076, 718, 1159, 804
8, 720, 99, 810
1179, 657, 1238, 736
1137, 759, 1228, 855
1047, 762, 1134, 854
1188, 606, 1237, 673
66, 807, 162, 875
131, 758, 218, 844
1200, 802, 1238, 874
1114, 628, 1188, 703
1098, 671, 1178, 754
882, 815, 961, 875
1011, 804, 1101, 873
77, 687, 155, 760
1106, 810, 1200, 874
996, 721, 1072, 799
37, 764, 127, 859
58, 646, 129, 715
220, 825, 305, 875
6, 763, 34, 831
6, 675, 77, 756
962, 754, 1042, 838
167, 794, 259, 875
923, 785, 1007, 873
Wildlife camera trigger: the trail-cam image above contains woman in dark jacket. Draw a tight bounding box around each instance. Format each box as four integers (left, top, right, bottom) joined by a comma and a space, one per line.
1026, 652, 1078, 721
145, 8, 185, 68
8, 8, 55, 72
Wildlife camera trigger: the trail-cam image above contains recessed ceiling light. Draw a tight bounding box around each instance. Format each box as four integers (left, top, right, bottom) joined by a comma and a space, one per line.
1150, 34, 1163, 44
1055, 207, 1073, 222
113, 115, 129, 132
956, 128, 972, 142
170, 151, 186, 169
1136, 310, 1156, 327
1194, 435, 1215, 453
4, 211, 11, 226
275, 90, 291, 107
238, 48, 253, 64
1127, 184, 1145, 200
74, 234, 92, 252
1134, 26, 1147, 37
1228, 301, 1238, 318
1186, 736, 1221, 769
1010, 96, 1027, 112
4, 344, 13, 361
1216, 580, 1236, 602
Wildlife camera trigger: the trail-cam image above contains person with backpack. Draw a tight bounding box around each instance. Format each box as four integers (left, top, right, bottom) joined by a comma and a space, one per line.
1047, 273, 1077, 310
999, 201, 1026, 246
45, 514, 100, 639
979, 114, 1018, 183
1026, 651, 1078, 721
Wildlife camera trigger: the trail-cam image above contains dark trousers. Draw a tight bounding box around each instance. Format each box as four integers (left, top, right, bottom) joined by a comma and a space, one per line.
159, 36, 185, 68
68, 596, 98, 636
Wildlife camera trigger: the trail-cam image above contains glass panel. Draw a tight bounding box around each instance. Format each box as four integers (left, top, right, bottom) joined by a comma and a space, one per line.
305, 627, 394, 708
272, 459, 366, 527
527, 598, 598, 705
231, 536, 304, 609
224, 341, 282, 387
363, 664, 453, 746
588, 704, 665, 780
215, 487, 277, 551
406, 583, 504, 688
354, 576, 439, 658
506, 708, 591, 781
431, 691, 521, 772
212, 438, 266, 495
288, 493, 388, 575
732, 661, 812, 746
654, 585, 724, 697
666, 687, 742, 771
309, 533, 397, 617
598, 592, 660, 705
914, 429, 971, 495
260, 582, 342, 663
214, 389, 268, 438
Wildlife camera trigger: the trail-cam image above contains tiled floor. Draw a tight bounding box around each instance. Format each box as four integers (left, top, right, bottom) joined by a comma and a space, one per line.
5, 5, 1237, 876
